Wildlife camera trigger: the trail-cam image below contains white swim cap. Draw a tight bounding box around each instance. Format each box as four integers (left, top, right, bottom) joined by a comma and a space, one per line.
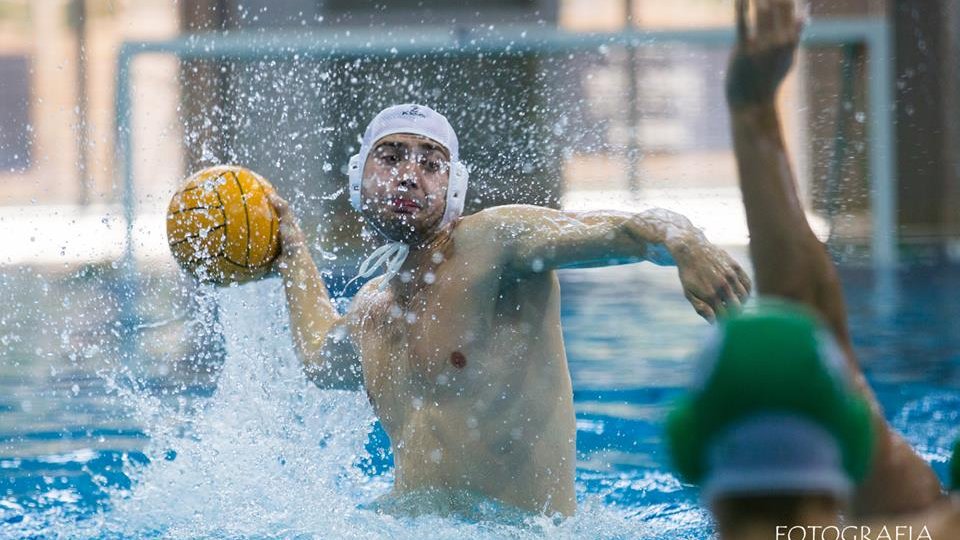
347, 103, 468, 227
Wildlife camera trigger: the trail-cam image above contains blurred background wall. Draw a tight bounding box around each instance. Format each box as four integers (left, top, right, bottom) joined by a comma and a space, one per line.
0, 0, 958, 268
0, 0, 178, 206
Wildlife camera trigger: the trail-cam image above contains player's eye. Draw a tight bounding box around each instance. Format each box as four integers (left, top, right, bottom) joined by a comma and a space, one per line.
380, 152, 400, 164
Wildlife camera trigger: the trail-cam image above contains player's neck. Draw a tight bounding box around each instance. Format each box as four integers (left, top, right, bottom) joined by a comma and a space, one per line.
406, 222, 454, 260
384, 222, 455, 296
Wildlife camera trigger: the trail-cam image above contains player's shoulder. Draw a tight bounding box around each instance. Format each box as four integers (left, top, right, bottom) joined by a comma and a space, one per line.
345, 276, 388, 325
457, 204, 550, 238
463, 204, 547, 223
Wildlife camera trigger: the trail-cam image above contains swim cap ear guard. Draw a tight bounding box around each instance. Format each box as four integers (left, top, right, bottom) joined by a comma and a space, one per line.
348, 153, 469, 227
665, 299, 874, 493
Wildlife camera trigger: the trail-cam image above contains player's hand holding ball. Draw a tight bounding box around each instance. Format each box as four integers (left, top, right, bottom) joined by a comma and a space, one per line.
264, 191, 309, 270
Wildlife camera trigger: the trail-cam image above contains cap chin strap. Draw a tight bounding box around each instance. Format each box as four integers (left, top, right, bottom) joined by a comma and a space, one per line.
345, 241, 410, 292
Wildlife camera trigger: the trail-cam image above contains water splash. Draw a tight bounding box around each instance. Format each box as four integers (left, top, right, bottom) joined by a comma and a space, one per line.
47, 278, 668, 539
99, 278, 378, 538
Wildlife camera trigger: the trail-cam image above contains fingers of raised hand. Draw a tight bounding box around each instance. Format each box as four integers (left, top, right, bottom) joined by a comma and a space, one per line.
763, 0, 801, 45
736, 0, 749, 43
772, 0, 802, 35
740, 0, 800, 47
755, 0, 776, 37
727, 0, 800, 108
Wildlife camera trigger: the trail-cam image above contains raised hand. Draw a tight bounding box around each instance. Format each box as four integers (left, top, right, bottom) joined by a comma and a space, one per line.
726, 0, 804, 110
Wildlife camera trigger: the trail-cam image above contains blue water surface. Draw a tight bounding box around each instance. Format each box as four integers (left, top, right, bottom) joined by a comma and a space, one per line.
0, 255, 958, 539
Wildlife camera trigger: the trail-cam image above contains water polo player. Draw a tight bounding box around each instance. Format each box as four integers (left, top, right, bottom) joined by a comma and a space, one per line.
266, 103, 750, 515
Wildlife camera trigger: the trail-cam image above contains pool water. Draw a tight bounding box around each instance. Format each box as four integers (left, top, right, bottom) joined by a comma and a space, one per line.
0, 254, 958, 539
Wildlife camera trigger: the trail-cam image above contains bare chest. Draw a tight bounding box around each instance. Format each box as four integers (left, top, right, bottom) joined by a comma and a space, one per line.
358, 277, 493, 402
354, 265, 548, 412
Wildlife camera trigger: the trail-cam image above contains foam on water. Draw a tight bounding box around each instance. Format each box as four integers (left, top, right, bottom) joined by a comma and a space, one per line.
36, 278, 668, 539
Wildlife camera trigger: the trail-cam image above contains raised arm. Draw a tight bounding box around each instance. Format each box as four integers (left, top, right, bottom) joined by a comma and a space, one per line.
726, 0, 853, 347
270, 193, 361, 389
728, 0, 943, 514
478, 204, 751, 322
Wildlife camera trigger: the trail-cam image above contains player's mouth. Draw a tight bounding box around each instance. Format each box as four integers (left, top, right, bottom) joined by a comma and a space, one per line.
389, 197, 422, 213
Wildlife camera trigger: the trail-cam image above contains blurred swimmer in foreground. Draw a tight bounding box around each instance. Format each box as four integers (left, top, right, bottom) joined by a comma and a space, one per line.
267, 102, 751, 514
668, 305, 959, 538
667, 0, 958, 537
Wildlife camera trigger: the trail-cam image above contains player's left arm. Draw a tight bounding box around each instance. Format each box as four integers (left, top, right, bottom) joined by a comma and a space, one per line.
477, 204, 751, 322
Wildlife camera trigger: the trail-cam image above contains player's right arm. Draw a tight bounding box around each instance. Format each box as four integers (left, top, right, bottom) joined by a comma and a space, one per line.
269, 193, 361, 390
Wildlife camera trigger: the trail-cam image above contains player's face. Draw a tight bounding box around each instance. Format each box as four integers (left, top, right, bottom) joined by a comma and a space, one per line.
360, 133, 451, 243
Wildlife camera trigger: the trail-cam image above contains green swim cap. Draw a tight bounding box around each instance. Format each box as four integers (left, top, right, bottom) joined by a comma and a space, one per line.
665, 298, 874, 499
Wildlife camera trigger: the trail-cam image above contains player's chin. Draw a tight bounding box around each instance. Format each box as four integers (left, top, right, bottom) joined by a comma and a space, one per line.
370, 213, 416, 238
368, 205, 441, 240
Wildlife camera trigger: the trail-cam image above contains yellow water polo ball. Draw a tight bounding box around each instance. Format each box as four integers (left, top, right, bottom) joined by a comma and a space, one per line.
166, 165, 280, 285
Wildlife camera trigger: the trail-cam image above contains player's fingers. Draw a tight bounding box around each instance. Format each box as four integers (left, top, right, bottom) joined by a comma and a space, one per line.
771, 0, 791, 35
734, 265, 753, 297
727, 263, 750, 300
719, 300, 739, 320
735, 0, 749, 44
729, 272, 749, 303
687, 291, 717, 324
267, 192, 290, 216
716, 291, 736, 319
793, 10, 807, 44
719, 280, 742, 310
780, 0, 802, 39
756, 0, 775, 37
267, 191, 283, 207
710, 283, 738, 321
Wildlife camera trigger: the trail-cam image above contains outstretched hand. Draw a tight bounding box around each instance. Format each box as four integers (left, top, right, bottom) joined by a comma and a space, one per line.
726, 0, 804, 109
673, 239, 752, 323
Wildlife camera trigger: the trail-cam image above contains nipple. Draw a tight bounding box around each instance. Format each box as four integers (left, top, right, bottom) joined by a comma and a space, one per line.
449, 351, 467, 369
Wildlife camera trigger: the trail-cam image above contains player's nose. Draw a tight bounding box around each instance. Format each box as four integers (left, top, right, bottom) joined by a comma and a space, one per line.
395, 164, 420, 189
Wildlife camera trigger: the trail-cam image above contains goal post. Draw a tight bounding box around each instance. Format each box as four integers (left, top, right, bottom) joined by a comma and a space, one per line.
112, 19, 896, 340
